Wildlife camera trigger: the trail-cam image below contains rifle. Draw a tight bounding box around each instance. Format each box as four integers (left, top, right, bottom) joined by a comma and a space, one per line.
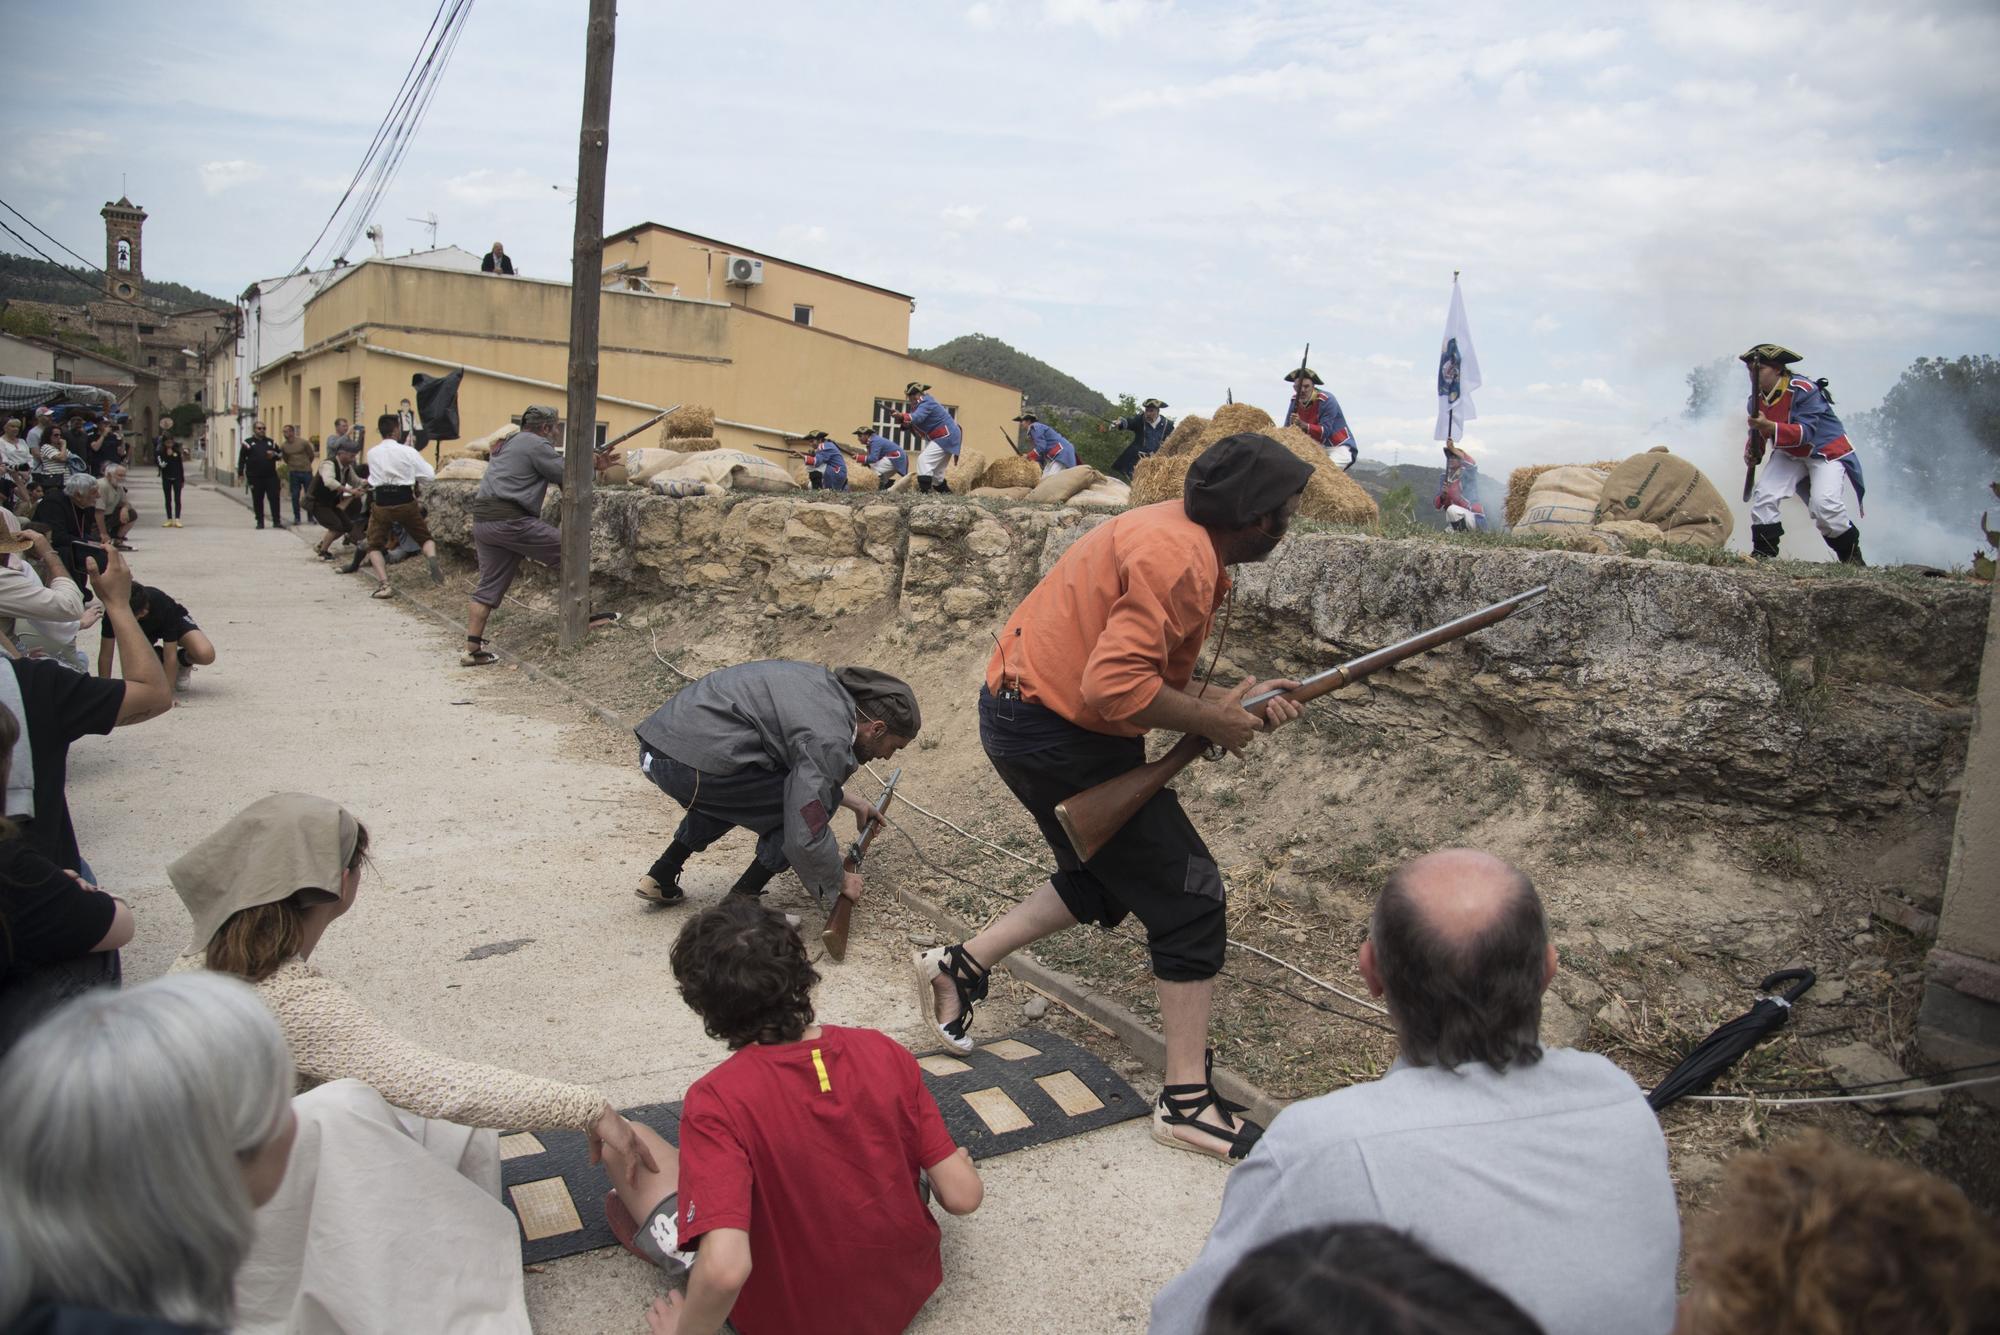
597, 403, 682, 456
999, 427, 1026, 455
1052, 587, 1547, 861
1742, 360, 1763, 503
821, 767, 900, 962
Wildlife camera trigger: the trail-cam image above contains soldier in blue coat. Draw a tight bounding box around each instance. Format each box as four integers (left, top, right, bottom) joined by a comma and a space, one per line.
896, 381, 963, 493
1283, 367, 1357, 469
1012, 412, 1078, 475
800, 430, 848, 491
1108, 398, 1174, 480
1742, 343, 1865, 564
851, 425, 908, 484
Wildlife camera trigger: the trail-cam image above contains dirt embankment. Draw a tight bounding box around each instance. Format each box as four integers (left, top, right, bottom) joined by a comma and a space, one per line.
401, 484, 1997, 1207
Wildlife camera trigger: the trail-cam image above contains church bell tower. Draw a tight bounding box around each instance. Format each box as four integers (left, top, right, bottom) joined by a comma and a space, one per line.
101, 196, 147, 299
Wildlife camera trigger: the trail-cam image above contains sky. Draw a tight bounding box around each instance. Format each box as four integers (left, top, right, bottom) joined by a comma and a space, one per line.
7, 0, 1999, 514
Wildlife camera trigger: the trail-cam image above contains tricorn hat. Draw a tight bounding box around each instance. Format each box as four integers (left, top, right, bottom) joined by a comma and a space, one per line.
851, 425, 876, 438
1283, 367, 1325, 385
904, 381, 931, 396
1739, 343, 1801, 367
1142, 398, 1167, 409
1011, 412, 1039, 423
802, 430, 828, 442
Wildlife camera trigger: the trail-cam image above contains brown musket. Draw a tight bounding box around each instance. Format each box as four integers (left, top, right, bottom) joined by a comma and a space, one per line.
822, 767, 900, 962
1743, 359, 1764, 503
1052, 587, 1548, 861
595, 403, 682, 455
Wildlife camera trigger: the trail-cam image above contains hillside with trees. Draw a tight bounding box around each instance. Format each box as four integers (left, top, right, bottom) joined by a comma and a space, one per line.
913, 333, 1113, 416
0, 250, 229, 313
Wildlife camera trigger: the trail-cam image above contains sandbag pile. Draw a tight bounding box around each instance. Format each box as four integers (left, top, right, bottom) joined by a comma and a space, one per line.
435, 458, 488, 481
1507, 448, 1733, 551
1026, 465, 1100, 505
1130, 412, 1377, 526
1068, 477, 1131, 509
646, 448, 797, 494
442, 423, 518, 462
621, 447, 683, 484
969, 486, 1032, 501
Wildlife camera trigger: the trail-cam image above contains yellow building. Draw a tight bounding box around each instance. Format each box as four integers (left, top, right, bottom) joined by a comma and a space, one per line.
253, 229, 1017, 469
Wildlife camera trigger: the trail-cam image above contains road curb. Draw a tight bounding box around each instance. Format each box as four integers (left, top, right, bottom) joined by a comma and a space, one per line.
236, 475, 1287, 1126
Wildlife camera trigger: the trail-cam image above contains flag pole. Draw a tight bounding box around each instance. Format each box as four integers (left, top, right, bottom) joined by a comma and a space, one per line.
1446, 270, 1460, 448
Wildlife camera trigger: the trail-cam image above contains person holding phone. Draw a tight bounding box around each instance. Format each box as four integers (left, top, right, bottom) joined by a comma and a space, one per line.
33, 474, 106, 589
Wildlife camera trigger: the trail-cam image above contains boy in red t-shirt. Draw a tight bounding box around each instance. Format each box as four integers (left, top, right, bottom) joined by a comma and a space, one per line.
598, 896, 983, 1335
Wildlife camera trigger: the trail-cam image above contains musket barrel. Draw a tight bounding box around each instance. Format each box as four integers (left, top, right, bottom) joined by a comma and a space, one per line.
1241, 585, 1547, 709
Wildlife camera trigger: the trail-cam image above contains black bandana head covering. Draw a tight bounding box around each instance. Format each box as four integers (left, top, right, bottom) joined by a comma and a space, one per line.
1184, 433, 1314, 529
835, 666, 921, 737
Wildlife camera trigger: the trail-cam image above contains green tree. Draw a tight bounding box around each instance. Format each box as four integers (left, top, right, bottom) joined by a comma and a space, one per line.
1041, 393, 1137, 475
166, 402, 203, 437
1856, 354, 2000, 512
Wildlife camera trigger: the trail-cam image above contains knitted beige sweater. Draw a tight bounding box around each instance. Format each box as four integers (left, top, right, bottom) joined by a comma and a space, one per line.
174, 956, 603, 1131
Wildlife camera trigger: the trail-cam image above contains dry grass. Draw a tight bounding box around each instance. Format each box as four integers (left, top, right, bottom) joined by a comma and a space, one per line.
1133, 404, 1378, 525
662, 405, 715, 439
983, 454, 1042, 490
1159, 414, 1209, 458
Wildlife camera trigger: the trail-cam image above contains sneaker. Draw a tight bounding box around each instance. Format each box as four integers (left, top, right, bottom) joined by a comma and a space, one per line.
175, 664, 193, 692
161, 519, 174, 528
635, 874, 685, 906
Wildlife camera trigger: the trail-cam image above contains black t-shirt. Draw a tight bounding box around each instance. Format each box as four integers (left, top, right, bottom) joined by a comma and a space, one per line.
7, 657, 125, 872
111, 585, 195, 645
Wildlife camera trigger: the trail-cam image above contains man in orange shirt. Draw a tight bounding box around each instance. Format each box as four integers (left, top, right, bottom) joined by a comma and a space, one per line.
915, 434, 1311, 1163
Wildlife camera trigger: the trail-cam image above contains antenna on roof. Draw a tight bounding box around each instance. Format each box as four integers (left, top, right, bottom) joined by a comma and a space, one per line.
405, 212, 439, 248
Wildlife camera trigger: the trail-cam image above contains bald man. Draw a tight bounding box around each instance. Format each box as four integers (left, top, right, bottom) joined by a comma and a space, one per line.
1151, 851, 1680, 1335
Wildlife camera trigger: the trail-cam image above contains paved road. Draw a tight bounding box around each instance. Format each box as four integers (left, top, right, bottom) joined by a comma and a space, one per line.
77, 478, 1225, 1334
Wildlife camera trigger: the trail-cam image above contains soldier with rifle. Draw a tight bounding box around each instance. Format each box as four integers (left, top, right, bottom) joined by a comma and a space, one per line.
915, 433, 1312, 1163
1741, 342, 1866, 565
1284, 364, 1358, 469
1108, 398, 1174, 481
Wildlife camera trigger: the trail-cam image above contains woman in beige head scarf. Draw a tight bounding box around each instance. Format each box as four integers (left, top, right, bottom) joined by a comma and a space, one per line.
170, 794, 664, 1335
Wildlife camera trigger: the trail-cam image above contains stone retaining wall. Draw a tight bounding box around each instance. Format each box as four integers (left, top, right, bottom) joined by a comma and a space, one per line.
424, 483, 1988, 817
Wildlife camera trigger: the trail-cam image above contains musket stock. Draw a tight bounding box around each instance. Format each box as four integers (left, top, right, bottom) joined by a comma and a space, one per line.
822, 768, 900, 962
1052, 587, 1547, 861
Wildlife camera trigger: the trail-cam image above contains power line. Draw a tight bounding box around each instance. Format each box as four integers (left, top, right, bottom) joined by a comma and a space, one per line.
0, 202, 223, 320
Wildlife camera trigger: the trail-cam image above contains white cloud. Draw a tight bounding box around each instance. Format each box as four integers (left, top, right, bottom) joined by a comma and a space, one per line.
198, 160, 265, 194
965, 3, 996, 29
443, 168, 556, 208
1042, 0, 1154, 38
1003, 215, 1030, 233
940, 204, 983, 227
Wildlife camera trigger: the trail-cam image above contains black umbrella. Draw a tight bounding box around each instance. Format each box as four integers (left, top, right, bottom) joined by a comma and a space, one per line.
1647, 968, 1815, 1112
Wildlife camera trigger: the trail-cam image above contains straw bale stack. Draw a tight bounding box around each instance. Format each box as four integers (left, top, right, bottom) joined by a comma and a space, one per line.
1159, 414, 1209, 458
1130, 423, 1376, 526
662, 405, 716, 439
982, 453, 1042, 490
1203, 402, 1276, 440
1505, 460, 1620, 528
845, 467, 881, 493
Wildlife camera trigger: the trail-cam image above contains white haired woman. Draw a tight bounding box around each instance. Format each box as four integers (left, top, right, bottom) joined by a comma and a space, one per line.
33, 473, 105, 589
168, 793, 653, 1333
0, 971, 298, 1333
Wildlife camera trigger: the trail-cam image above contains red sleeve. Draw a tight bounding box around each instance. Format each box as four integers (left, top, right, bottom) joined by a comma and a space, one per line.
675, 1083, 753, 1247
1775, 421, 1803, 449
900, 1047, 958, 1170
1302, 420, 1325, 442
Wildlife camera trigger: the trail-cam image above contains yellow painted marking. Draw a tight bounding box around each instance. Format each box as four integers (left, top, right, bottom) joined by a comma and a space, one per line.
811, 1047, 831, 1092
497, 1132, 545, 1161
509, 1176, 583, 1241
1035, 1070, 1105, 1117
962, 1087, 1033, 1135
980, 1039, 1042, 1061
918, 1054, 972, 1077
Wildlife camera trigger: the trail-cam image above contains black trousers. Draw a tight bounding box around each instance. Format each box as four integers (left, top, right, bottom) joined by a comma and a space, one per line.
249, 476, 282, 526
160, 473, 183, 519
979, 689, 1226, 982
640, 743, 793, 875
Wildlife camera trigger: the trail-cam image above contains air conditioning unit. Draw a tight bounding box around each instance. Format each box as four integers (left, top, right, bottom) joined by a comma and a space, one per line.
723, 255, 764, 287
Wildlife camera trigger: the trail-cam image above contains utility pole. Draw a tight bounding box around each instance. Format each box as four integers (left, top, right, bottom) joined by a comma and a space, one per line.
559, 0, 617, 650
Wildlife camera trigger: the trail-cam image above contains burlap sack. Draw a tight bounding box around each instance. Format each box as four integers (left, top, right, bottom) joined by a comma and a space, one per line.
456, 423, 517, 462
1027, 465, 1101, 505
1594, 447, 1734, 549
1068, 478, 1131, 510
652, 449, 799, 493
623, 448, 683, 483
1590, 520, 1666, 553
435, 458, 488, 481
970, 486, 1032, 500
1515, 465, 1612, 535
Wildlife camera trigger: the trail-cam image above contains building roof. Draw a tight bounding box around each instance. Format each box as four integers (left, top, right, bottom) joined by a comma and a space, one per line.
601, 222, 914, 303
0, 329, 157, 380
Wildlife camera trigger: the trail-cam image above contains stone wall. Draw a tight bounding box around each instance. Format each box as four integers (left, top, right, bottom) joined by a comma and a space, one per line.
425, 483, 1989, 817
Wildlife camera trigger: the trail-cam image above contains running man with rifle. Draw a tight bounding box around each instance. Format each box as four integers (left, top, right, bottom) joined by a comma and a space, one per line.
1741, 342, 1866, 565
915, 433, 1310, 1164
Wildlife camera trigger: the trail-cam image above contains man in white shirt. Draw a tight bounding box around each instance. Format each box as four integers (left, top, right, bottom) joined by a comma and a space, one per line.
361, 413, 442, 598
24, 408, 53, 452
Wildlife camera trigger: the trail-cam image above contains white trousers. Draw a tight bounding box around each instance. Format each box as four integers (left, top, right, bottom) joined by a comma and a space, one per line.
1750, 451, 1853, 535
1041, 460, 1068, 479
1444, 504, 1479, 530
917, 441, 950, 479
871, 459, 897, 480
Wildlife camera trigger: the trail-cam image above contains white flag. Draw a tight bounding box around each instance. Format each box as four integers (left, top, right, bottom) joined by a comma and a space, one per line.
1434, 276, 1482, 441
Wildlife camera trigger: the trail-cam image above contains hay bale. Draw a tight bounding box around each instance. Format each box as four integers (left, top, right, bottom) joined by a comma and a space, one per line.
1505, 460, 1620, 528
1129, 428, 1375, 526
983, 453, 1042, 490
846, 467, 881, 493
658, 421, 722, 450
950, 452, 991, 491
1027, 465, 1102, 505
662, 405, 715, 439
1159, 414, 1209, 458
970, 486, 1032, 500
1204, 403, 1276, 440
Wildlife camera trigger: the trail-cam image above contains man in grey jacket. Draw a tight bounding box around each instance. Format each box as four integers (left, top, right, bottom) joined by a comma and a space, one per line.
458, 405, 617, 665
632, 662, 918, 918
1149, 849, 1679, 1335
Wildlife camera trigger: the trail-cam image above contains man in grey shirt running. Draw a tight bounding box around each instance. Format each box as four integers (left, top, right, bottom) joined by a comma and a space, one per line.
633, 662, 917, 919
1150, 849, 1679, 1335
458, 404, 618, 665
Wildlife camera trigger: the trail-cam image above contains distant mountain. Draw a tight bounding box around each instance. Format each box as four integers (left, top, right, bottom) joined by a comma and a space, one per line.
912, 334, 1113, 417
0, 251, 229, 313
1347, 461, 1462, 532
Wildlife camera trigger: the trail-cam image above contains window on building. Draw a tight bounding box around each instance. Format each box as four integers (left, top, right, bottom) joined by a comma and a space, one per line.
52, 370, 72, 384
872, 397, 958, 451
793, 304, 813, 326
147, 355, 158, 366
139, 324, 156, 334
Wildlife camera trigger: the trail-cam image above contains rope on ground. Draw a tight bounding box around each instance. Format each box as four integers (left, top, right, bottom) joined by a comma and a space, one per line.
648, 626, 698, 683
865, 761, 1389, 1018
1682, 1074, 2000, 1108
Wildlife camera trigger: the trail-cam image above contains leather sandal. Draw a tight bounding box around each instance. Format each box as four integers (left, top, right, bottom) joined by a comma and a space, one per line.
460, 636, 498, 667
1153, 1049, 1264, 1162
915, 943, 989, 1053
370, 583, 394, 599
